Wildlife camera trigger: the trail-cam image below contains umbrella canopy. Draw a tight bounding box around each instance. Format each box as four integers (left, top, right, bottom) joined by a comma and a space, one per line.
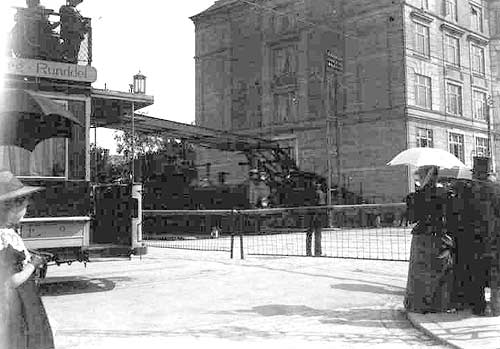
438, 166, 473, 180
387, 147, 466, 169
0, 89, 83, 151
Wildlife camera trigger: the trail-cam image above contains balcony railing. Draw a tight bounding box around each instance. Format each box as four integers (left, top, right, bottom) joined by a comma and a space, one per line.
7, 7, 92, 66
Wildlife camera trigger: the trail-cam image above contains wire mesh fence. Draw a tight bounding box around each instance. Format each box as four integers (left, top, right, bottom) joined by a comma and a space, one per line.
143, 209, 236, 253
237, 204, 412, 261
142, 203, 412, 261
145, 236, 233, 253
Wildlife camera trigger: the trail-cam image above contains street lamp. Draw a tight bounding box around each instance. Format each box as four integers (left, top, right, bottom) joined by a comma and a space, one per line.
324, 50, 343, 206
133, 71, 146, 94
129, 71, 146, 183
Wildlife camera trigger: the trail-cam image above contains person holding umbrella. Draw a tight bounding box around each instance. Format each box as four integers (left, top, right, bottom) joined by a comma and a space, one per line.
403, 165, 454, 312
387, 148, 467, 313
0, 170, 54, 349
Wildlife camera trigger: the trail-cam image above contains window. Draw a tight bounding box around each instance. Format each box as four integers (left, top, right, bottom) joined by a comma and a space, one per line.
445, 35, 460, 66
449, 132, 465, 162
272, 45, 297, 78
415, 22, 430, 56
446, 83, 462, 115
471, 6, 483, 33
0, 99, 68, 178
444, 0, 457, 21
471, 44, 485, 75
416, 128, 434, 147
274, 92, 298, 123
281, 146, 297, 163
473, 90, 487, 120
475, 137, 489, 157
414, 74, 432, 108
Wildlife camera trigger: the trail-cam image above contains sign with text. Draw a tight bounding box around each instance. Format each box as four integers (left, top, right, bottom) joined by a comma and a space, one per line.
6, 57, 97, 83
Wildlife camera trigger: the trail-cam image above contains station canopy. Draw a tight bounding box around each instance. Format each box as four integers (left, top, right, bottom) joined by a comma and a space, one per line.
90, 88, 277, 152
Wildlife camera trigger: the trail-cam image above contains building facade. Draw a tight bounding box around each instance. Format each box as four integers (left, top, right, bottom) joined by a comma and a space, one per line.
191, 0, 497, 203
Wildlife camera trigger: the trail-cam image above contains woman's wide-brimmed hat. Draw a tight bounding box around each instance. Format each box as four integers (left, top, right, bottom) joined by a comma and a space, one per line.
0, 170, 43, 203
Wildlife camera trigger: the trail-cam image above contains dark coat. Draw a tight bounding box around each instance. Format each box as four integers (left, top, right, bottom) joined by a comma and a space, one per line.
0, 245, 54, 349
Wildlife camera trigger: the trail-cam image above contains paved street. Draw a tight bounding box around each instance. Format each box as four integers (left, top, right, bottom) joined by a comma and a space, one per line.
39, 247, 449, 348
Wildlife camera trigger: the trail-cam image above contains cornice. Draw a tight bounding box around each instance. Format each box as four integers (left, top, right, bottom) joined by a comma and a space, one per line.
440, 23, 465, 37
467, 33, 489, 45
409, 10, 433, 24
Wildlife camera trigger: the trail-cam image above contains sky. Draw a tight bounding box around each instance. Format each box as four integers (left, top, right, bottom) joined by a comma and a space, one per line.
0, 0, 216, 154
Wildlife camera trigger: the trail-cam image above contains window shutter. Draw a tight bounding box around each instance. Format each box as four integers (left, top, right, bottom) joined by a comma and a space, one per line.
442, 0, 448, 16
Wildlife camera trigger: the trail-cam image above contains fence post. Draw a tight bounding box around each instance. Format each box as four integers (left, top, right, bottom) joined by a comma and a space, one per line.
240, 234, 244, 260
239, 213, 245, 259
230, 234, 234, 259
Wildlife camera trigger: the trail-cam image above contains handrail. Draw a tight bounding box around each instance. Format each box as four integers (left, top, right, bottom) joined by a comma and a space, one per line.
142, 203, 407, 216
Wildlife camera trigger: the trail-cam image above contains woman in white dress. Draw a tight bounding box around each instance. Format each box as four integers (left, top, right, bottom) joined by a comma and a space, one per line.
0, 170, 54, 349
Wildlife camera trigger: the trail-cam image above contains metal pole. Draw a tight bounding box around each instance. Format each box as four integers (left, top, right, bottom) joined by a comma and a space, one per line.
334, 73, 340, 202
324, 51, 332, 206
131, 101, 135, 183
487, 96, 493, 160
94, 126, 98, 183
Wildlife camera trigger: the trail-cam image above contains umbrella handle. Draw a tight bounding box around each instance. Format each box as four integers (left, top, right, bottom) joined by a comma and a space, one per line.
421, 167, 437, 187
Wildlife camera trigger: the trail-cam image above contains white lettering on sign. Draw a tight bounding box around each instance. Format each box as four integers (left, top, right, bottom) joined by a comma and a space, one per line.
6, 57, 97, 83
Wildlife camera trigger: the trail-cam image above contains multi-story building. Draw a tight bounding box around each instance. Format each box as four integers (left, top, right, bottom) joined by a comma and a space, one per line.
191, 0, 497, 203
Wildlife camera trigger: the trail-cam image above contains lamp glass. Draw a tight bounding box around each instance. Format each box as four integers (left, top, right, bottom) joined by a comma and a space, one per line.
133, 73, 146, 94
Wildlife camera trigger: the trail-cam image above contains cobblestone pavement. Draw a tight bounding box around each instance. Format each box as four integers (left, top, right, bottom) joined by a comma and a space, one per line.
40, 248, 450, 349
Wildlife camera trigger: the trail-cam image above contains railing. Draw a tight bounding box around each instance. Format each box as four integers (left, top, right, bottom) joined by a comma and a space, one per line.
142, 203, 412, 261
7, 7, 92, 65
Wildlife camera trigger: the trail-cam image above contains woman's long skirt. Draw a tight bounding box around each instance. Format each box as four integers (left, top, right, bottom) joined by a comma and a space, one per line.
404, 230, 453, 313
2, 276, 54, 349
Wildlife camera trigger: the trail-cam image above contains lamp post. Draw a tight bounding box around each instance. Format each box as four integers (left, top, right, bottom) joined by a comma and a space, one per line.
324, 50, 343, 206
131, 72, 147, 183
487, 95, 493, 161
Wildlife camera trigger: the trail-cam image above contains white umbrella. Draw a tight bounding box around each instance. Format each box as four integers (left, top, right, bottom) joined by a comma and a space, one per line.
438, 166, 472, 180
387, 147, 466, 169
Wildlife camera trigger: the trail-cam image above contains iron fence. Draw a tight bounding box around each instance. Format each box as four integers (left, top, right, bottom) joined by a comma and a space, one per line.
143, 203, 412, 261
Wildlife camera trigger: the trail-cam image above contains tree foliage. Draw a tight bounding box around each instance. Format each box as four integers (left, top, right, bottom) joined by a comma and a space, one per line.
114, 131, 197, 182
114, 131, 166, 158
90, 143, 129, 183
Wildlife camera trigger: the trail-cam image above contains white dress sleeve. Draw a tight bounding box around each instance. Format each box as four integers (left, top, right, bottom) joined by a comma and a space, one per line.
0, 229, 31, 265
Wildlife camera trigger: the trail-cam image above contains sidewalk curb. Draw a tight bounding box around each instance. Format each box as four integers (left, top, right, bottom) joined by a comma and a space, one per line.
404, 311, 461, 349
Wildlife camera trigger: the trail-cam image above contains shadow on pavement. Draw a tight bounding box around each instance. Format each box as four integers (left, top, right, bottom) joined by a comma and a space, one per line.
39, 276, 132, 296
330, 283, 405, 296
209, 305, 440, 345
228, 304, 408, 328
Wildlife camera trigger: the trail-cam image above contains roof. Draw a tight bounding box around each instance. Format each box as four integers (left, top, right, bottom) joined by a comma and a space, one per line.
98, 113, 278, 152
91, 88, 154, 127
190, 0, 241, 21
